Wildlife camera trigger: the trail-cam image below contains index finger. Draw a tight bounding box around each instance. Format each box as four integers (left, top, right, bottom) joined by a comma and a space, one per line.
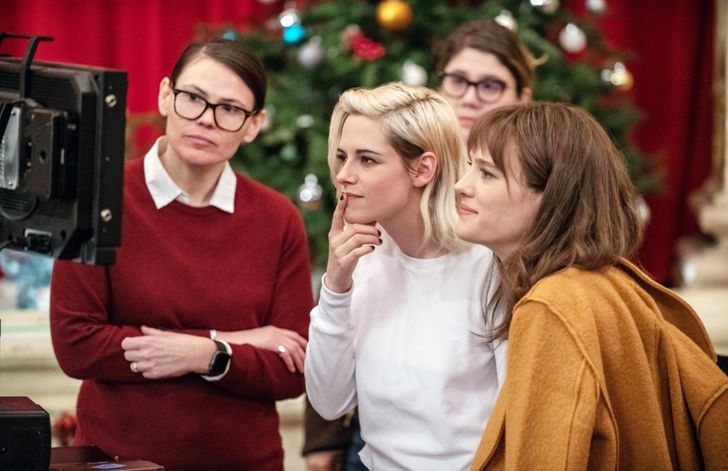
330, 193, 348, 233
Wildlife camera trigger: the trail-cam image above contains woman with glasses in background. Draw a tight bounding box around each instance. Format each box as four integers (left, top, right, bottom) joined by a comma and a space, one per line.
50, 38, 313, 470
436, 19, 536, 139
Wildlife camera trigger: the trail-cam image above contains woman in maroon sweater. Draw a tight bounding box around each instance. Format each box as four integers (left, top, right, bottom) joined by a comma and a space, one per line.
50, 39, 313, 470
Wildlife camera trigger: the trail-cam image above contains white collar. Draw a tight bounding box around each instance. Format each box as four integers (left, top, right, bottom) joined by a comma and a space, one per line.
143, 137, 236, 213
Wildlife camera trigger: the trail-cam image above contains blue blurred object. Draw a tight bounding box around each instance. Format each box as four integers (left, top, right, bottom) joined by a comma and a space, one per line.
283, 24, 306, 44
0, 250, 54, 309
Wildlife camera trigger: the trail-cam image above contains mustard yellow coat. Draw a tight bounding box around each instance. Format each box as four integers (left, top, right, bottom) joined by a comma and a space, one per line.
472, 259, 728, 470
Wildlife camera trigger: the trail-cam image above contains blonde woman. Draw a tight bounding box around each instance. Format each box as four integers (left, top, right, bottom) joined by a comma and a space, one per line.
305, 82, 505, 470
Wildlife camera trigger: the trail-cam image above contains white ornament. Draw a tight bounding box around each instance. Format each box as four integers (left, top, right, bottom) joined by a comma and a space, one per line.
635, 195, 650, 224
401, 60, 427, 86
278, 8, 300, 28
586, 0, 606, 13
298, 173, 323, 208
559, 23, 587, 53
296, 114, 315, 129
600, 68, 613, 83
494, 10, 517, 31
298, 36, 324, 69
530, 0, 560, 14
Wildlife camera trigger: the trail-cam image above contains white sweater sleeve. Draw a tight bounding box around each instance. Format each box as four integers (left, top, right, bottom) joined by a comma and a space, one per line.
492, 337, 508, 387
304, 276, 358, 420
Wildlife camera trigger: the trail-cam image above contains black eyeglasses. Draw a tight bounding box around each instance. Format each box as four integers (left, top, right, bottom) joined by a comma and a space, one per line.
172, 88, 255, 132
439, 72, 508, 103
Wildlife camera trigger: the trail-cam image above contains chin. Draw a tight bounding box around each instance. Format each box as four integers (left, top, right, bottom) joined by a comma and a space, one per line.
344, 210, 376, 226
181, 152, 228, 168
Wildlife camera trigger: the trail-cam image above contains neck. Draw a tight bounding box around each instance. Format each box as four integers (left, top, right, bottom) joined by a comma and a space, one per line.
381, 212, 447, 259
160, 151, 225, 207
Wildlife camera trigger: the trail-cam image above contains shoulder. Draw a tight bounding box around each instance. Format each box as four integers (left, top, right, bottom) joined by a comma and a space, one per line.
513, 266, 628, 340
522, 265, 629, 309
122, 157, 149, 201
464, 242, 494, 261
450, 242, 494, 269
233, 174, 307, 243
235, 173, 299, 215
124, 156, 144, 176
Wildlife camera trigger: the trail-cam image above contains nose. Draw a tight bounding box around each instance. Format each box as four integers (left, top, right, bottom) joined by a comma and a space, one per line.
335, 159, 355, 186
196, 104, 216, 127
460, 84, 480, 105
454, 167, 473, 194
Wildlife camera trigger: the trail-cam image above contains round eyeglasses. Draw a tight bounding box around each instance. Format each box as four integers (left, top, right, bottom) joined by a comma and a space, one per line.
172, 88, 255, 132
439, 73, 508, 104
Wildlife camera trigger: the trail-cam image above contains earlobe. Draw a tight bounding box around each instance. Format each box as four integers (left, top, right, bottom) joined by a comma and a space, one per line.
412, 152, 437, 188
158, 77, 172, 117
240, 108, 266, 143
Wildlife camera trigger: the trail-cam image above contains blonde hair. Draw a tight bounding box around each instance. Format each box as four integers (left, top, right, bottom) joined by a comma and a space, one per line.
328, 82, 466, 252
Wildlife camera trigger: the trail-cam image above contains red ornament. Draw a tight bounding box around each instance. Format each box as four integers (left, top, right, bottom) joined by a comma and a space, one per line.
348, 31, 386, 61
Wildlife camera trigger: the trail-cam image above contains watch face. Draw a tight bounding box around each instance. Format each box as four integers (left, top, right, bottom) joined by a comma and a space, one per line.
208, 341, 231, 376
209, 351, 230, 376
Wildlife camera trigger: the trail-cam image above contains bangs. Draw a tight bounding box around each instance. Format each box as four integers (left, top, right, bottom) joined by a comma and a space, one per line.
467, 108, 519, 178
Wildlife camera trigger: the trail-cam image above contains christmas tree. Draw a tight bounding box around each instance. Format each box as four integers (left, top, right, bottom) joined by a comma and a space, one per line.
223, 0, 657, 268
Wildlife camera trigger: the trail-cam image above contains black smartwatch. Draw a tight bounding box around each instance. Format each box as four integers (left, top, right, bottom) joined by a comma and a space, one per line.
207, 339, 231, 376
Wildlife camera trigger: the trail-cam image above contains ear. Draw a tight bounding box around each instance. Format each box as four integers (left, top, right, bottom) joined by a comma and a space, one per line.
240, 108, 267, 144
158, 77, 173, 117
411, 151, 437, 188
518, 87, 533, 104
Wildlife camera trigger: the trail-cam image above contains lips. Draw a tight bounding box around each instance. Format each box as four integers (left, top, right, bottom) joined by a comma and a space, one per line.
184, 134, 215, 146
459, 203, 477, 215
458, 116, 477, 127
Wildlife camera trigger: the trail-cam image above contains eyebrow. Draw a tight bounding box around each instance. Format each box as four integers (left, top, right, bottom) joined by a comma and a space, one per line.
445, 70, 509, 83
474, 156, 498, 168
177, 84, 246, 107
337, 148, 384, 156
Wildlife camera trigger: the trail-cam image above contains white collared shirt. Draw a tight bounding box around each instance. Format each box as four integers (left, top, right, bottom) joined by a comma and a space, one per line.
143, 137, 237, 213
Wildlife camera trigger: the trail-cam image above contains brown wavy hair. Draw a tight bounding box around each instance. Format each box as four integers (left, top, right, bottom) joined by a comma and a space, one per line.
435, 20, 538, 97
468, 102, 644, 339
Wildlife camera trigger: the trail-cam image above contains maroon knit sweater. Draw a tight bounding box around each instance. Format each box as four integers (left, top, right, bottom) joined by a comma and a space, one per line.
50, 157, 313, 470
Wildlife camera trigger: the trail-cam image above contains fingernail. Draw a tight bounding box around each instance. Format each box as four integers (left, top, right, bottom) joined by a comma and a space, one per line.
378, 238, 383, 244
339, 195, 344, 201
377, 230, 381, 236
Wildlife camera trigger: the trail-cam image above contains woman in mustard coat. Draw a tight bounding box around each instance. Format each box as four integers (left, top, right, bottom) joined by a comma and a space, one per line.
454, 102, 728, 470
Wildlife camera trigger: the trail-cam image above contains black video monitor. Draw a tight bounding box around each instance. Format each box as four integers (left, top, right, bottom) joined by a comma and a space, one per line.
0, 34, 126, 265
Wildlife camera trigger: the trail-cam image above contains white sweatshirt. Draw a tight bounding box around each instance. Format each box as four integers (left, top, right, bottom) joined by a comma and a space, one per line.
305, 232, 507, 471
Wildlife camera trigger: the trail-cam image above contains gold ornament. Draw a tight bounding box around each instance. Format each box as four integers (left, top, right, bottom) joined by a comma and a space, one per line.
610, 62, 634, 92
376, 0, 413, 32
